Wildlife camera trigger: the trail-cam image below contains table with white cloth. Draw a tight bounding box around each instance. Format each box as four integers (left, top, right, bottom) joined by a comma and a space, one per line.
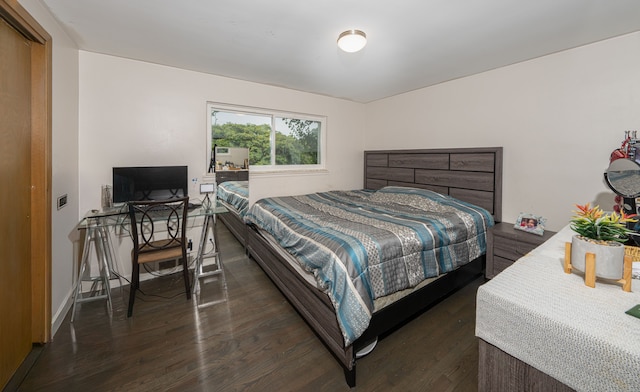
476, 224, 640, 392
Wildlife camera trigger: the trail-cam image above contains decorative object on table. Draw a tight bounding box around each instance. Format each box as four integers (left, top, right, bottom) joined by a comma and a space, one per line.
625, 245, 640, 280
609, 131, 632, 162
626, 304, 640, 319
101, 185, 113, 210
564, 203, 637, 291
514, 212, 546, 236
200, 183, 216, 212
604, 158, 640, 216
606, 132, 640, 220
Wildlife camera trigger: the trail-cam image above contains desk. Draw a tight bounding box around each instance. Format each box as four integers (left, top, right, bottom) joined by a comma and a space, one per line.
71, 203, 228, 320
476, 225, 640, 391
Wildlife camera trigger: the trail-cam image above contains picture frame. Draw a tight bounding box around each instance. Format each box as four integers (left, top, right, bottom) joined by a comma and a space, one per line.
199, 183, 216, 194
514, 213, 546, 236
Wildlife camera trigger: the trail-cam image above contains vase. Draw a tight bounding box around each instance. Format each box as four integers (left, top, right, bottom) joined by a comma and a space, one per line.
570, 235, 625, 279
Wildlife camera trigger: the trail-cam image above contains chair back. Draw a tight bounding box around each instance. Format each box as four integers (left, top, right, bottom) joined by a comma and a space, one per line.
128, 197, 189, 259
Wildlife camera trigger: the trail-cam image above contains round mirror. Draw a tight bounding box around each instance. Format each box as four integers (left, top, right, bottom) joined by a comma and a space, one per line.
604, 159, 640, 197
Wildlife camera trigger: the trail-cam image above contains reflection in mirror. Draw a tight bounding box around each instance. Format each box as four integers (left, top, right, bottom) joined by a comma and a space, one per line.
214, 146, 249, 172
604, 159, 640, 197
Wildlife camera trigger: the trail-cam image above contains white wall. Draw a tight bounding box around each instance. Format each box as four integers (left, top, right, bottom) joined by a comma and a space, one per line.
19, 0, 80, 335
78, 51, 366, 213
365, 32, 640, 232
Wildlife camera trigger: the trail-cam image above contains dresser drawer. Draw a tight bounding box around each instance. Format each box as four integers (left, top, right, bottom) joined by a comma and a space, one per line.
215, 172, 235, 183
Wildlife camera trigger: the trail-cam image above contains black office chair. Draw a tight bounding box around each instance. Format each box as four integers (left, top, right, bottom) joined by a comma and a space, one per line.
127, 196, 191, 317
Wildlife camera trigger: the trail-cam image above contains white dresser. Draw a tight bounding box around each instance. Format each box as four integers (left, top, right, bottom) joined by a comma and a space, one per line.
476, 225, 640, 392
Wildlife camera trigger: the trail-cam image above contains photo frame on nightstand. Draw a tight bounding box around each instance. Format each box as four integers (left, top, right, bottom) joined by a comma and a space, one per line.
514, 212, 546, 236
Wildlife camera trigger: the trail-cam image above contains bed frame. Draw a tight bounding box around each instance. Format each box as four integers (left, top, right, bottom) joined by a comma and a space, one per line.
218, 207, 246, 246
247, 147, 503, 387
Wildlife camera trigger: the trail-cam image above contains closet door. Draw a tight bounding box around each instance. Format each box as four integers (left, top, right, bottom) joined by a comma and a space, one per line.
0, 1, 51, 388
0, 16, 33, 388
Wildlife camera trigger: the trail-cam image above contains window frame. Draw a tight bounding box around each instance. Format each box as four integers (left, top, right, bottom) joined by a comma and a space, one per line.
206, 102, 327, 174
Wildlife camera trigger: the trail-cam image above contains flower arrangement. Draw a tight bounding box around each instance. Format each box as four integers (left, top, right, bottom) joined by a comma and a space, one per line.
570, 203, 637, 243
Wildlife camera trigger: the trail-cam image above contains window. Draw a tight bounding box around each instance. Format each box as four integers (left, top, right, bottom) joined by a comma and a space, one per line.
206, 103, 326, 173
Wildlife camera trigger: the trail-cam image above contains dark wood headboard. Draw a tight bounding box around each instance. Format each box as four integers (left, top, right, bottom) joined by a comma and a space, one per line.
364, 147, 503, 222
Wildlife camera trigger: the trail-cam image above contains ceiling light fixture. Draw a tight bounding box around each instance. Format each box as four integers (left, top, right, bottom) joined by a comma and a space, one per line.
337, 29, 367, 53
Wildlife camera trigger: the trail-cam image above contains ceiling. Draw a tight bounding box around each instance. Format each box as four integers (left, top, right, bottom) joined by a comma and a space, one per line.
41, 0, 640, 103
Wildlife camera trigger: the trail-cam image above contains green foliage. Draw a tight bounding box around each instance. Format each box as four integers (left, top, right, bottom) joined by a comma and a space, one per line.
212, 122, 271, 165
570, 203, 637, 243
279, 118, 319, 165
212, 117, 320, 166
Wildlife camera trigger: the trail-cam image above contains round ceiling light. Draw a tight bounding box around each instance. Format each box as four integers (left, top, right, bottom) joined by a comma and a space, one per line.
337, 29, 367, 53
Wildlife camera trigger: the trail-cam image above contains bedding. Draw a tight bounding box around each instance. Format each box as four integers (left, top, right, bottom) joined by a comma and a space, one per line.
244, 186, 494, 345
216, 180, 249, 217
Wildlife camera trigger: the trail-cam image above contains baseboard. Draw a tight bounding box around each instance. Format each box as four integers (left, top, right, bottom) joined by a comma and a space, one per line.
2, 344, 44, 392
51, 286, 74, 338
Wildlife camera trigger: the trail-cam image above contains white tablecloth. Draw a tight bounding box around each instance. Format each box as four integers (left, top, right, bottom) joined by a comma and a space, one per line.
476, 225, 640, 392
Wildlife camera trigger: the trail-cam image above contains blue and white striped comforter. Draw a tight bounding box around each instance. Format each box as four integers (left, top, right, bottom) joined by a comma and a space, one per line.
245, 186, 494, 345
217, 180, 249, 217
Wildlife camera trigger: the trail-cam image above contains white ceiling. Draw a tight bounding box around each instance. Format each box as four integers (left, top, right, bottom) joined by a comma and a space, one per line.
42, 0, 640, 103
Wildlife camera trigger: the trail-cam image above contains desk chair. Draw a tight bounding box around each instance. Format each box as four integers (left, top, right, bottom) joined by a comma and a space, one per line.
127, 197, 191, 317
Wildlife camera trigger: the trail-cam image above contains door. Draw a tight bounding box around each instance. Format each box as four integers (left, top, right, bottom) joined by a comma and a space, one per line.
0, 15, 33, 387
0, 1, 51, 389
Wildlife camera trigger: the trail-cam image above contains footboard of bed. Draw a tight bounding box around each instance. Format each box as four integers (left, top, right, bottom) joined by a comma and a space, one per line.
246, 225, 356, 378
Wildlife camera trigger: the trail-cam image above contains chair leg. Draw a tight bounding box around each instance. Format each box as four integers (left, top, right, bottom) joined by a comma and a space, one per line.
128, 263, 139, 317
182, 252, 191, 299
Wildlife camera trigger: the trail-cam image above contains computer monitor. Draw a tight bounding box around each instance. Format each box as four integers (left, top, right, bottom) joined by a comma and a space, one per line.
112, 166, 188, 203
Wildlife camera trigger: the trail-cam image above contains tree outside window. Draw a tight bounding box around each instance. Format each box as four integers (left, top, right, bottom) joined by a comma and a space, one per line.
210, 108, 323, 169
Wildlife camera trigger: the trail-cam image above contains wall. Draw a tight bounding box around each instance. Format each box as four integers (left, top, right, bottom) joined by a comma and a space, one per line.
365, 32, 640, 232
19, 0, 80, 335
78, 51, 365, 212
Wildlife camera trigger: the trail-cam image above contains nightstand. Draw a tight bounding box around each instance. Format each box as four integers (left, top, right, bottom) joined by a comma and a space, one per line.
486, 222, 557, 279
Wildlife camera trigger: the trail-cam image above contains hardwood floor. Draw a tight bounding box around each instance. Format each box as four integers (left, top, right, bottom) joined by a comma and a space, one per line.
17, 223, 483, 392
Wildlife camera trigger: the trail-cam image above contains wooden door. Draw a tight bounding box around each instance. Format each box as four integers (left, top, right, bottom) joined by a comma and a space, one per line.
0, 1, 51, 389
0, 15, 33, 387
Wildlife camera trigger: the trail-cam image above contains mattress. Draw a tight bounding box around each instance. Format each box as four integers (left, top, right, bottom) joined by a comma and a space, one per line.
216, 180, 249, 218
246, 186, 494, 344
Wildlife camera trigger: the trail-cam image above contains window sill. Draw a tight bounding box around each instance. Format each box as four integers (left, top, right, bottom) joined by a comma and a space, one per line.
249, 168, 329, 178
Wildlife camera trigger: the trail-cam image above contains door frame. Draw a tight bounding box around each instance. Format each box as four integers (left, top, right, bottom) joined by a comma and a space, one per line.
0, 0, 52, 343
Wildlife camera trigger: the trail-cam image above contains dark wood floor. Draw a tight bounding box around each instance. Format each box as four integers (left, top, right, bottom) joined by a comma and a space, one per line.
17, 223, 483, 392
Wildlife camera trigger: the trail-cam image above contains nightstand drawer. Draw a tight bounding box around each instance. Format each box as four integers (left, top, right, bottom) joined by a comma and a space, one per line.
494, 240, 538, 260
486, 222, 556, 279
493, 236, 519, 260
493, 255, 514, 275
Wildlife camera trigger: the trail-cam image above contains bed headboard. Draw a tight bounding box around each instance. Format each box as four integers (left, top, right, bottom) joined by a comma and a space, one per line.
364, 147, 503, 222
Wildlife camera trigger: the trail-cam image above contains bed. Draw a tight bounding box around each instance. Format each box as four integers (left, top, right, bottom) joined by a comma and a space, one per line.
245, 147, 503, 387
216, 180, 249, 245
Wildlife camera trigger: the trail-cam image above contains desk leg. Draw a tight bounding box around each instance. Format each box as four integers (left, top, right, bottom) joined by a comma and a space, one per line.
193, 214, 226, 301
71, 221, 114, 322
94, 226, 113, 316
71, 227, 92, 322
97, 222, 123, 293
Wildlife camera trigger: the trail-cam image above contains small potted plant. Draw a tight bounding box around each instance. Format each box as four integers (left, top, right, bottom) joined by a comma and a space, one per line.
570, 203, 637, 279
